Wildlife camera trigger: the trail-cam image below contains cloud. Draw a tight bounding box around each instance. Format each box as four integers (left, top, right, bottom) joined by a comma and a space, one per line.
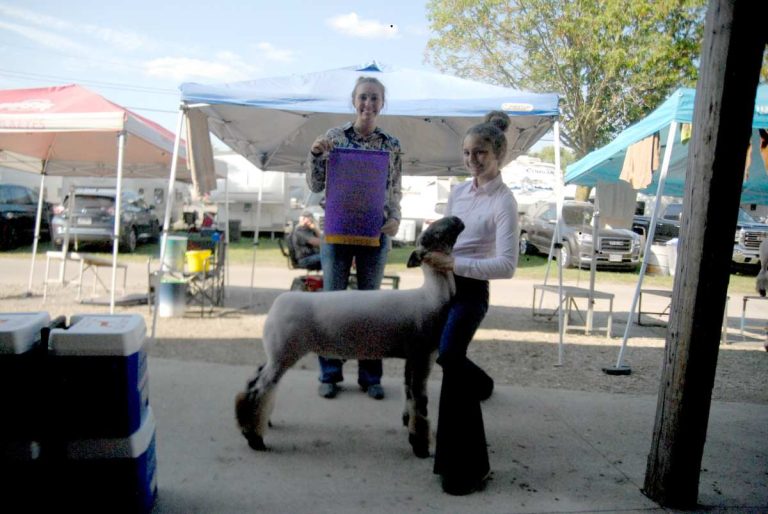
0, 3, 157, 52
326, 12, 399, 39
253, 42, 295, 63
0, 20, 89, 54
144, 55, 258, 82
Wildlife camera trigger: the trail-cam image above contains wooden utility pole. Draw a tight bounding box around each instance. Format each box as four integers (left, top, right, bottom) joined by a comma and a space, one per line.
643, 0, 767, 508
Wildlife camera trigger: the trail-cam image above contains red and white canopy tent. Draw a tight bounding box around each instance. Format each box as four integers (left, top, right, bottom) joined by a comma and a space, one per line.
0, 84, 190, 311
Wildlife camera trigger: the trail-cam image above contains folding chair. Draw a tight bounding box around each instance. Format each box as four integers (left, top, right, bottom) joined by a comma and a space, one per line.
185, 236, 226, 316
277, 233, 323, 291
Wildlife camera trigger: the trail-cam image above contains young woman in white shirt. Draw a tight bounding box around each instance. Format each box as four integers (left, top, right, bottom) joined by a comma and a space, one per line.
424, 110, 519, 495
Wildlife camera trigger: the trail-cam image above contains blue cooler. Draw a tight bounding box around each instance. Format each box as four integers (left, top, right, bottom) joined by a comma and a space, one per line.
0, 311, 49, 458
0, 312, 50, 506
48, 314, 149, 439
56, 407, 158, 513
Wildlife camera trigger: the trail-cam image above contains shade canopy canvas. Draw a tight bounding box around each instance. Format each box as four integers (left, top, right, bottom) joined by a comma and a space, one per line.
0, 84, 189, 310
178, 61, 560, 187
564, 85, 768, 204
0, 84, 189, 179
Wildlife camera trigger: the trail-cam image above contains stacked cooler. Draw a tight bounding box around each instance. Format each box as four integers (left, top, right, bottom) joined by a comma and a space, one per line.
48, 313, 157, 512
0, 312, 157, 513
0, 312, 50, 500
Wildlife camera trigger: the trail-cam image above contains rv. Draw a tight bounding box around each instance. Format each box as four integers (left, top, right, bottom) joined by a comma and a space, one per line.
208, 152, 307, 236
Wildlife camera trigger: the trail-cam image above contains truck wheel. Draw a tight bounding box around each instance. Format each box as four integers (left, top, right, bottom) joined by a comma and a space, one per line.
120, 227, 138, 253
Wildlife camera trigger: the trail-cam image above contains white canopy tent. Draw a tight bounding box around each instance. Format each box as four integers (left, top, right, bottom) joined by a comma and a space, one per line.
166, 61, 564, 342
0, 84, 189, 311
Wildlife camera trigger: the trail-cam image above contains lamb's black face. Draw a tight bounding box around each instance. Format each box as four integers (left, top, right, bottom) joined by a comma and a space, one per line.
417, 216, 465, 255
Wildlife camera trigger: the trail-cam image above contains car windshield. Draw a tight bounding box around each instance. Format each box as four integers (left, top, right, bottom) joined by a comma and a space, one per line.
562, 205, 593, 226
64, 195, 114, 211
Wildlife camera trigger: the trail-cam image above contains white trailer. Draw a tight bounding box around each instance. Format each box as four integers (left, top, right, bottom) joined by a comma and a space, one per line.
394, 176, 454, 244
208, 152, 307, 235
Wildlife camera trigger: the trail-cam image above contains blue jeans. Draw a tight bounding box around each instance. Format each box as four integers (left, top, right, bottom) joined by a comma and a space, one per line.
317, 234, 390, 386
434, 275, 493, 483
297, 253, 322, 270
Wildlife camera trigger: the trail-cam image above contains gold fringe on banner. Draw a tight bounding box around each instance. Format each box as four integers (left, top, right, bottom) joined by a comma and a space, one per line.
324, 234, 380, 247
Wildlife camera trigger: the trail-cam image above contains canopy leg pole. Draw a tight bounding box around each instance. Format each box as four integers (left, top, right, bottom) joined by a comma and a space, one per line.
58, 185, 75, 284
152, 106, 186, 339
249, 168, 265, 305
605, 122, 677, 375
541, 121, 562, 311
224, 169, 230, 298
26, 169, 49, 296
110, 130, 127, 314
553, 121, 565, 366
587, 189, 600, 334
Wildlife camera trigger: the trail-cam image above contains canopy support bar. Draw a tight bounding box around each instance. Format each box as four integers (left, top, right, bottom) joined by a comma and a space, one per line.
606, 121, 678, 374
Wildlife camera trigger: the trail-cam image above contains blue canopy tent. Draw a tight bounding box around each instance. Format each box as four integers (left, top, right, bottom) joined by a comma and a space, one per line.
565, 85, 768, 201
151, 62, 562, 336
564, 85, 768, 373
178, 61, 560, 178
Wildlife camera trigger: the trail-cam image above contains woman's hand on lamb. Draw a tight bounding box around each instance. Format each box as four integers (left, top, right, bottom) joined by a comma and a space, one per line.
422, 251, 454, 272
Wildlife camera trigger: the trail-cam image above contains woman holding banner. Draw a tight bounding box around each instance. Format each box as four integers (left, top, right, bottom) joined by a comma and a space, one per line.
307, 76, 403, 401
424, 111, 519, 495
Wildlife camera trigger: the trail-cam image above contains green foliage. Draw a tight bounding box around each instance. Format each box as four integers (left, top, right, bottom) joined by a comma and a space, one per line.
528, 145, 576, 166
425, 0, 707, 157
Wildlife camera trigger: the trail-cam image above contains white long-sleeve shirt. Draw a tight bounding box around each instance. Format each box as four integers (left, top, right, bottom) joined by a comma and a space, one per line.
446, 174, 519, 281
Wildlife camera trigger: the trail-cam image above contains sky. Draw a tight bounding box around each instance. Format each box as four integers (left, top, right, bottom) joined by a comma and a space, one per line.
0, 0, 438, 133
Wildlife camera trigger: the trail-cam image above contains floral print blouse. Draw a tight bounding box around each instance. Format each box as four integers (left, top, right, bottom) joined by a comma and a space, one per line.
306, 122, 403, 223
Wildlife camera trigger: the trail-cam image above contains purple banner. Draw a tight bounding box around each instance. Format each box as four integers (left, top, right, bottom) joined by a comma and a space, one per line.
324, 147, 389, 246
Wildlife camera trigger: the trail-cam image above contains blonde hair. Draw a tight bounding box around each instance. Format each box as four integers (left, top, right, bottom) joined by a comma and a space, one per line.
465, 110, 511, 161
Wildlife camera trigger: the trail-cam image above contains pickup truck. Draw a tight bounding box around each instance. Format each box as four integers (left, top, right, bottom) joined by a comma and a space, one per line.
519, 200, 642, 270
632, 203, 768, 269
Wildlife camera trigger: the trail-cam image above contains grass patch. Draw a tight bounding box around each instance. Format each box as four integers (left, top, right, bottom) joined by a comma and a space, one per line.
1, 236, 759, 294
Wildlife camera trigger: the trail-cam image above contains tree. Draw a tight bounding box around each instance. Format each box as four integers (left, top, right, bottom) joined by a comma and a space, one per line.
529, 145, 576, 166
425, 0, 707, 159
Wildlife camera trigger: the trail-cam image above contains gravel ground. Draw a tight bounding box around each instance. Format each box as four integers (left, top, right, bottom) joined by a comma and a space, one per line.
2, 256, 766, 404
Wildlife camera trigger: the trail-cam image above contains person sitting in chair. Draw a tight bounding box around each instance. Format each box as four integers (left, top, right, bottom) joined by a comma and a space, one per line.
292, 210, 322, 270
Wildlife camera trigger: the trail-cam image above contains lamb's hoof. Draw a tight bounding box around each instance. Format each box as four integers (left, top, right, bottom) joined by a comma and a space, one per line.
402, 412, 410, 427
409, 434, 430, 459
244, 432, 267, 451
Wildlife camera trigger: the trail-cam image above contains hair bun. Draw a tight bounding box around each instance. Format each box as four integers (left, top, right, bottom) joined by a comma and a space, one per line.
483, 110, 510, 133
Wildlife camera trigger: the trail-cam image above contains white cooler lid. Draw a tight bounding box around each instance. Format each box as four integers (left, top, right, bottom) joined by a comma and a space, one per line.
50, 314, 146, 356
0, 312, 50, 354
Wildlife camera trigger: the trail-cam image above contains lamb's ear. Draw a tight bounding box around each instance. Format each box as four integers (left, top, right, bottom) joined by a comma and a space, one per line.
407, 248, 427, 268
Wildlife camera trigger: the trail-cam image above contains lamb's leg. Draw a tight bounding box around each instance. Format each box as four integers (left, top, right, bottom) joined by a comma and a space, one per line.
402, 359, 414, 428
405, 353, 434, 458
235, 362, 283, 451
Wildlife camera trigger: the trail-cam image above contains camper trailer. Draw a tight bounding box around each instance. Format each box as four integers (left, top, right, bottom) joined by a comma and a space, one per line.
208, 152, 306, 236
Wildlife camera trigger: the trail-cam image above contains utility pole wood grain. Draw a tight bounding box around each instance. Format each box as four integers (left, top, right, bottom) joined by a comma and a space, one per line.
643, 0, 767, 508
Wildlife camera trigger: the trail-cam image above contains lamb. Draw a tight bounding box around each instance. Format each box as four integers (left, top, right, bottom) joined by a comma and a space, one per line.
756, 238, 768, 351
235, 215, 465, 457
